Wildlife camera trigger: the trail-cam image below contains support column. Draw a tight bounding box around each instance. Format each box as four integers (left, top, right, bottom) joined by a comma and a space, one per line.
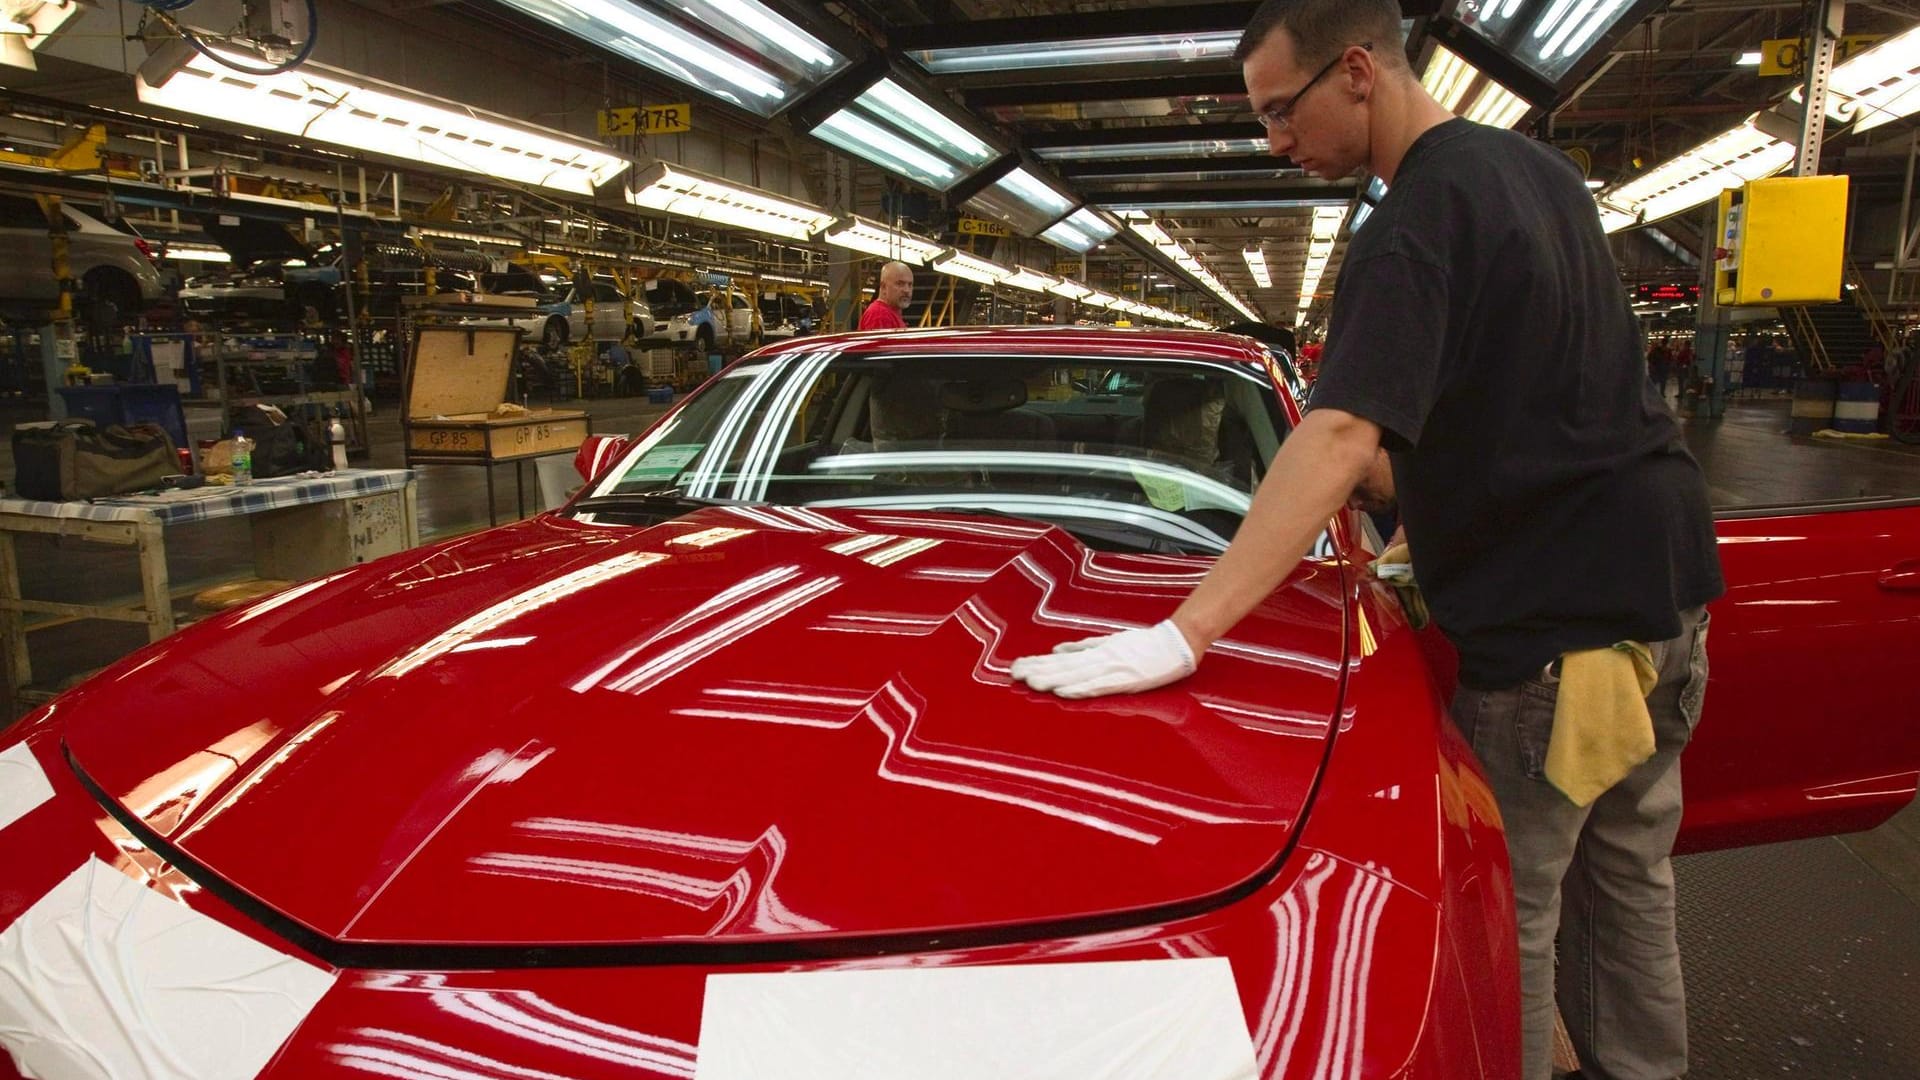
1695, 203, 1731, 420
828, 256, 857, 332
1795, 0, 1844, 177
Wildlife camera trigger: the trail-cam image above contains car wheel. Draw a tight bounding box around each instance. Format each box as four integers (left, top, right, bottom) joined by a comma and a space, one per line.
542, 317, 569, 351
79, 267, 140, 330
695, 327, 714, 354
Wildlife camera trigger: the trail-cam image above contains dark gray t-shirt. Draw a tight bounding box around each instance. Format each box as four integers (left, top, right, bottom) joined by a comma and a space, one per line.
1309, 119, 1723, 689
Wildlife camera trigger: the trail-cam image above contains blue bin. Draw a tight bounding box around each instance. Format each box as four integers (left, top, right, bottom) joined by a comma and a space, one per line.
57, 384, 189, 453
1834, 380, 1881, 434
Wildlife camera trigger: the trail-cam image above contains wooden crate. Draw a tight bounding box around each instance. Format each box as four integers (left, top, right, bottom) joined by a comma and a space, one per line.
404, 325, 589, 464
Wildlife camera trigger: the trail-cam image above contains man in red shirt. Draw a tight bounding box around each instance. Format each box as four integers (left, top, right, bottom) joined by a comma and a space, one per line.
858, 261, 913, 331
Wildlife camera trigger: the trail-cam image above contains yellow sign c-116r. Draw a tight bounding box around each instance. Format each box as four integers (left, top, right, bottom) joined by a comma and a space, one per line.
597, 104, 693, 136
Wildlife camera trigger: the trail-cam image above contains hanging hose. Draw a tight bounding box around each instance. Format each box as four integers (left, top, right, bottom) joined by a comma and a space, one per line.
139, 0, 319, 77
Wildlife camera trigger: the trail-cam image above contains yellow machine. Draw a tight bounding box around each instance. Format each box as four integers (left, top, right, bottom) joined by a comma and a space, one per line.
1714, 175, 1849, 306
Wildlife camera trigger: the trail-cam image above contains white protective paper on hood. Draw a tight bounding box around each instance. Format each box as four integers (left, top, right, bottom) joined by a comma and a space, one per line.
0, 743, 55, 833
695, 957, 1258, 1080
0, 857, 336, 1080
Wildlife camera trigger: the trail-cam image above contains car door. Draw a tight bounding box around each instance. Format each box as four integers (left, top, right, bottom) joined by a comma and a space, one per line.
730, 289, 753, 339
0, 194, 57, 301
1676, 498, 1920, 853
593, 280, 628, 341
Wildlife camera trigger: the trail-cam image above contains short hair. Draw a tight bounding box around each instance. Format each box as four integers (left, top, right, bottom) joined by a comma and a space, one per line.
1234, 0, 1407, 70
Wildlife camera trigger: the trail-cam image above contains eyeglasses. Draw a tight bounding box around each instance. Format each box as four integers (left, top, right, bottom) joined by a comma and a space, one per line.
1255, 43, 1373, 133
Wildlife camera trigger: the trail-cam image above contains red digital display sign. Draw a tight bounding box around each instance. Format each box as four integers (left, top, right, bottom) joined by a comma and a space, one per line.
1634, 282, 1701, 303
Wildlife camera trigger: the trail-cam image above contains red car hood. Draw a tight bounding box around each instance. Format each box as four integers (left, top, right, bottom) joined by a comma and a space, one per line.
58, 508, 1347, 949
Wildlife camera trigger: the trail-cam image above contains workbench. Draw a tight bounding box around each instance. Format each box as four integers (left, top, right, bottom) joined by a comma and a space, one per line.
0, 468, 418, 705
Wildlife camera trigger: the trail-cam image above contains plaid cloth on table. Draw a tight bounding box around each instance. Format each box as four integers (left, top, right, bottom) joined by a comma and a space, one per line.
0, 469, 415, 528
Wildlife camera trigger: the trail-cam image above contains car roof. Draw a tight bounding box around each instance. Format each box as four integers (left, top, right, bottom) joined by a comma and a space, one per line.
749, 325, 1279, 370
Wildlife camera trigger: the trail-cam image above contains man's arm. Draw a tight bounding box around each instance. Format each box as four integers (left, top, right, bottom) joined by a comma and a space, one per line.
1170, 407, 1382, 654
1010, 407, 1382, 699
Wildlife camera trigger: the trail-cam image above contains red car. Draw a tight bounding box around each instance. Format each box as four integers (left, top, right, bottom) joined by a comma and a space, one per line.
2, 326, 1916, 1079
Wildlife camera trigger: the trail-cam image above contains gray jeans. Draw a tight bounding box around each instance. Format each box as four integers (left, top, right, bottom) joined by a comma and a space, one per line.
1449, 609, 1710, 1080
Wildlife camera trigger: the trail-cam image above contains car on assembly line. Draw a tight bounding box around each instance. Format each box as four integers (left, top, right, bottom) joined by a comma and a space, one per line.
758, 289, 822, 342
0, 194, 164, 324
665, 284, 762, 352
505, 274, 654, 351
2, 326, 1917, 1078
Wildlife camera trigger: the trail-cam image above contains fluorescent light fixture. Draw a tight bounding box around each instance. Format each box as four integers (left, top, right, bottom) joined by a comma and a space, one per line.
1127, 214, 1259, 321
1083, 290, 1120, 308
1048, 278, 1093, 300
1040, 207, 1119, 252
136, 44, 631, 196
164, 244, 231, 263
911, 29, 1240, 75
1585, 178, 1605, 189
810, 77, 997, 191
1596, 118, 1793, 232
417, 227, 525, 248
1243, 248, 1272, 288
1460, 0, 1639, 82
1298, 208, 1341, 316
1003, 266, 1058, 293
0, 0, 78, 70
1129, 218, 1175, 247
1464, 80, 1531, 128
1827, 24, 1920, 134
966, 166, 1077, 234
626, 161, 836, 240
1421, 44, 1479, 111
1311, 205, 1345, 241
1736, 51, 1762, 66
930, 249, 1011, 283
1099, 198, 1347, 214
1035, 137, 1267, 162
819, 215, 945, 265
489, 0, 845, 117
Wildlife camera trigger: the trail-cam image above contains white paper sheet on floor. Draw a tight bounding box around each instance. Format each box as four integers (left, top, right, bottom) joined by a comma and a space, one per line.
695, 956, 1258, 1080
0, 743, 54, 833
0, 857, 337, 1080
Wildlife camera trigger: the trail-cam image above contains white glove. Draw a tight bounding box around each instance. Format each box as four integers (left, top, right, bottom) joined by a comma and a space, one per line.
1010, 620, 1198, 699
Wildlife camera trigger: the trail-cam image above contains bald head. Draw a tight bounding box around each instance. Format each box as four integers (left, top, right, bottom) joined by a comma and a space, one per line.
877, 261, 915, 312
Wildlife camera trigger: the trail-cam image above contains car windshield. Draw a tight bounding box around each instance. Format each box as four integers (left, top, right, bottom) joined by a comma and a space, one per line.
578, 351, 1291, 555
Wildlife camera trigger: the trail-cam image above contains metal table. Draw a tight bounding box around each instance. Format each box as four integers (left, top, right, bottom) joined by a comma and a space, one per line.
0, 468, 418, 705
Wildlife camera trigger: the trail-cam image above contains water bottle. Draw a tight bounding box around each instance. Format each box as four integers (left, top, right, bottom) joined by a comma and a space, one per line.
231, 429, 253, 485
328, 410, 349, 471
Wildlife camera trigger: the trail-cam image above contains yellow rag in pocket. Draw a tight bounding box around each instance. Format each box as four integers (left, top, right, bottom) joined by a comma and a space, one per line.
1373, 543, 1429, 629
1545, 642, 1659, 807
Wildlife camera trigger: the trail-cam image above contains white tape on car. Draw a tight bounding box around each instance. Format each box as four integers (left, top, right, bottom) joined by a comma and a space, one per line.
695, 957, 1258, 1080
0, 857, 336, 1080
0, 743, 55, 834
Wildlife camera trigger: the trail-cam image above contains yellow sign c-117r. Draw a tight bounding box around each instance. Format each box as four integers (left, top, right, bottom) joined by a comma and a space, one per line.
1757, 35, 1885, 77
597, 104, 693, 136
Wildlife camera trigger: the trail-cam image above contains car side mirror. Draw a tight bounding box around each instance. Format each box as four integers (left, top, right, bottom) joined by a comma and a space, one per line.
573, 433, 635, 482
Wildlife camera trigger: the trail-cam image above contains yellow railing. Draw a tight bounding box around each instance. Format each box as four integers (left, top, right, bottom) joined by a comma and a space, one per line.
1783, 306, 1833, 372
1845, 260, 1898, 353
